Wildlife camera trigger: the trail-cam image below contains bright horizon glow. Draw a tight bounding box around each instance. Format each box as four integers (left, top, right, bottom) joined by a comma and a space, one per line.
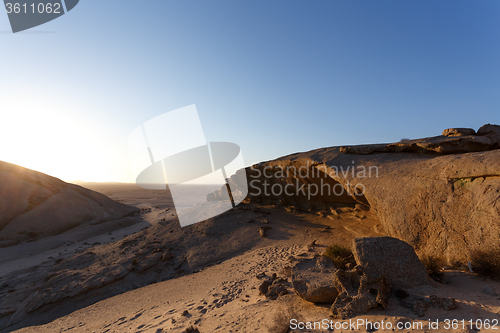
0, 89, 130, 182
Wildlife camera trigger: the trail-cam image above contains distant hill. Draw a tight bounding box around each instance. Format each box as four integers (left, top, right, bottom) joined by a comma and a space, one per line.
0, 161, 138, 246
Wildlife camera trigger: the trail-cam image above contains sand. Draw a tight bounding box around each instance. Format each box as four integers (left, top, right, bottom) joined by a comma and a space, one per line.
13, 243, 500, 333
3, 183, 500, 333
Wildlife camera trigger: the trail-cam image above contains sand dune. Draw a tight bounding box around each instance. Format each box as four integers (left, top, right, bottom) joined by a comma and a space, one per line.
0, 162, 138, 247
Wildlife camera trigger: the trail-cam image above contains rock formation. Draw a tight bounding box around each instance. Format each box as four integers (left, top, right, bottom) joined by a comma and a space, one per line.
0, 161, 138, 245
352, 237, 428, 289
257, 273, 290, 300
209, 124, 500, 264
290, 237, 426, 319
331, 267, 389, 319
291, 256, 338, 303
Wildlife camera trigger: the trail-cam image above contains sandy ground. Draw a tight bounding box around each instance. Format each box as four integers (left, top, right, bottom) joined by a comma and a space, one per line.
0, 183, 177, 277
3, 183, 500, 333
13, 243, 500, 333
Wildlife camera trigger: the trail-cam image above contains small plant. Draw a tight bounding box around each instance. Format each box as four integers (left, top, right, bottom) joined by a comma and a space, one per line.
454, 177, 478, 189
323, 244, 354, 269
324, 244, 351, 258
131, 257, 138, 265
470, 248, 500, 280
420, 255, 445, 282
400, 138, 411, 143
268, 306, 301, 333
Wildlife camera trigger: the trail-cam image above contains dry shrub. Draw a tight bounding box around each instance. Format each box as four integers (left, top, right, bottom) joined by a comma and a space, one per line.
323, 244, 355, 269
470, 248, 500, 280
268, 306, 301, 333
420, 255, 445, 282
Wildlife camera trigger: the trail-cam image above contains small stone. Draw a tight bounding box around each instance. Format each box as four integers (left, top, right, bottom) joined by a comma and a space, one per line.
316, 210, 327, 217
258, 280, 272, 295
184, 326, 201, 333
259, 226, 271, 237
483, 286, 497, 296
429, 295, 457, 310
265, 285, 287, 299
412, 301, 429, 317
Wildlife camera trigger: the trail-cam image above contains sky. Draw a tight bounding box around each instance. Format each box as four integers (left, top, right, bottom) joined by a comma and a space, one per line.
1, 0, 499, 183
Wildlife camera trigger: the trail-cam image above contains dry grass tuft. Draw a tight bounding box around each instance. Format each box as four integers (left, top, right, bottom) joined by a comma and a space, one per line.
420, 255, 445, 282
323, 244, 355, 269
267, 306, 301, 333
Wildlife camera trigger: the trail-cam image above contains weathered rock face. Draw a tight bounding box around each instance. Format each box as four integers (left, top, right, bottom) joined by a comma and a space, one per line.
330, 237, 426, 318
477, 123, 500, 148
210, 161, 361, 211
291, 256, 339, 303
0, 161, 138, 245
340, 125, 499, 154
331, 267, 389, 319
358, 151, 500, 263
352, 237, 428, 289
209, 124, 500, 263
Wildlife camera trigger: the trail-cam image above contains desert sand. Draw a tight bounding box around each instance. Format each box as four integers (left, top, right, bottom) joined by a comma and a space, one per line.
3, 198, 500, 332
9, 203, 500, 333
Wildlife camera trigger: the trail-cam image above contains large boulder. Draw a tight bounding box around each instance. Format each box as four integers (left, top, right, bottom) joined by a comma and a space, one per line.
291, 256, 339, 303
0, 161, 138, 244
477, 123, 500, 147
352, 237, 428, 289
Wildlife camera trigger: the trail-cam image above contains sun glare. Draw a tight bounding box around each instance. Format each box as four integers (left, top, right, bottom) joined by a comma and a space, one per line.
0, 91, 114, 182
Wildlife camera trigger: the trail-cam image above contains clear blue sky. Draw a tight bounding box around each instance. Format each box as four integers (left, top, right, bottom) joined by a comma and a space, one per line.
1, 0, 499, 182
